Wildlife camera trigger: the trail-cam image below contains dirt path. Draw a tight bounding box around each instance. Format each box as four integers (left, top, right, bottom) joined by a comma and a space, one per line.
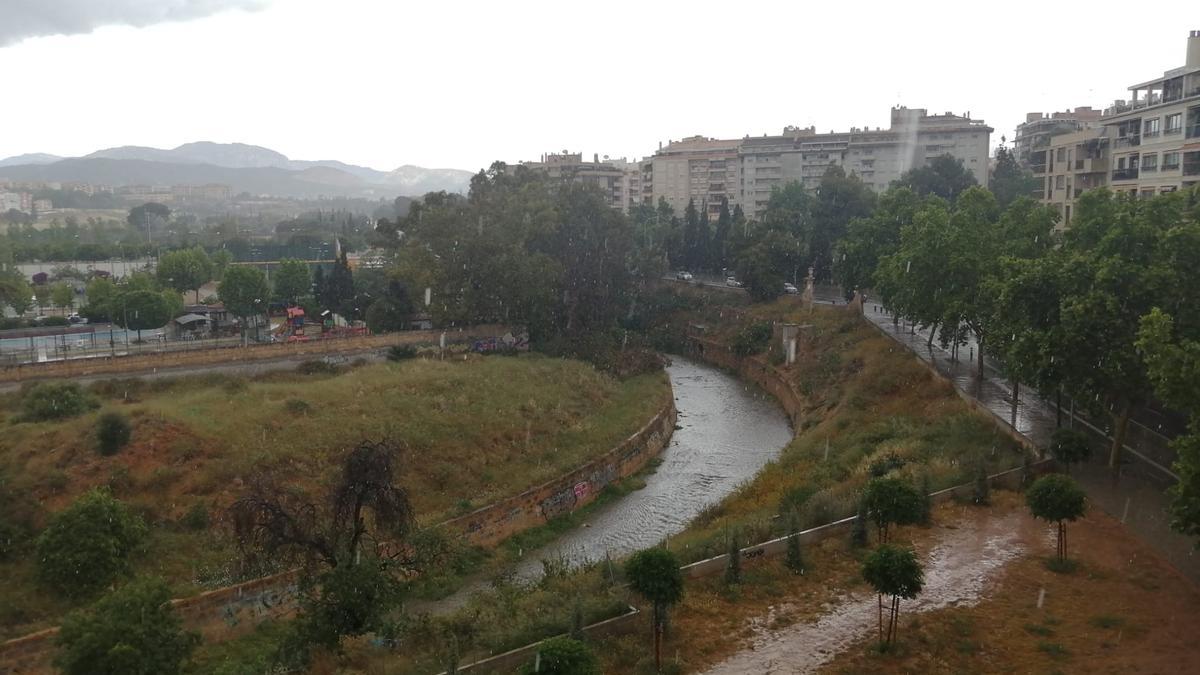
701, 507, 1046, 674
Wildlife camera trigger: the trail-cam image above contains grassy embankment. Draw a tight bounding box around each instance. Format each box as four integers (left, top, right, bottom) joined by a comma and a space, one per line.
310, 288, 1030, 675
0, 354, 668, 640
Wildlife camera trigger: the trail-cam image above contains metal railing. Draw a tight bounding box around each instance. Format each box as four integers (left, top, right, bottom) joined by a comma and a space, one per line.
1112, 167, 1140, 181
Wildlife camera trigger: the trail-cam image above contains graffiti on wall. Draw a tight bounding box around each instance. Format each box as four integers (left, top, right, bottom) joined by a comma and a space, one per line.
472, 331, 530, 353
540, 487, 577, 518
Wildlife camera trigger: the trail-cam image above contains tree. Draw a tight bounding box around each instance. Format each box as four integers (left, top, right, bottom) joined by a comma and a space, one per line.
0, 270, 34, 316
312, 264, 328, 309
990, 145, 1039, 208
834, 187, 922, 297
1137, 307, 1200, 543
624, 547, 684, 671
325, 250, 356, 317
156, 247, 212, 303
283, 557, 404, 662
523, 637, 599, 675
36, 489, 147, 598
862, 477, 923, 543
113, 290, 171, 342
273, 258, 311, 305
211, 248, 234, 281
55, 577, 198, 675
724, 532, 741, 585
127, 203, 170, 233
50, 281, 75, 310
1048, 428, 1092, 474
784, 513, 805, 574
1026, 474, 1087, 562
712, 197, 733, 272
861, 544, 924, 647
893, 153, 977, 202
810, 166, 875, 282
365, 279, 413, 333
82, 276, 118, 322
218, 265, 270, 345
735, 227, 798, 302
96, 411, 133, 456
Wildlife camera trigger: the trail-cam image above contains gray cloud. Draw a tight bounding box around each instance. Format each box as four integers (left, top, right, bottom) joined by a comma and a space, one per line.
1, 0, 269, 47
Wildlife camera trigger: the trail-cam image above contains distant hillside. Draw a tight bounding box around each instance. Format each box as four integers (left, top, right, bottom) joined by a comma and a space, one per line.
0, 158, 390, 199
0, 141, 477, 197
0, 153, 61, 168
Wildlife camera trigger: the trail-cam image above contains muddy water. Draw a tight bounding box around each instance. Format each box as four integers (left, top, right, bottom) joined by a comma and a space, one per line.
465, 355, 787, 582
702, 509, 1046, 674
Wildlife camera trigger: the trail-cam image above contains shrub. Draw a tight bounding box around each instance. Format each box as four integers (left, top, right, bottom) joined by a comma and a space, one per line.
40, 316, 69, 327
868, 451, 906, 477
1048, 428, 1092, 473
95, 411, 133, 456
296, 359, 340, 375
36, 489, 147, 598
724, 533, 741, 586
20, 381, 96, 421
1026, 474, 1087, 562
784, 514, 805, 574
732, 321, 773, 356
283, 398, 312, 415
180, 503, 210, 531
521, 637, 600, 675
863, 476, 924, 543
55, 577, 199, 675
0, 317, 27, 330
387, 345, 418, 361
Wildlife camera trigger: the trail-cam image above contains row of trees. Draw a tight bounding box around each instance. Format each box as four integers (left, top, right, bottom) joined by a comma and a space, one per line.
832, 171, 1200, 539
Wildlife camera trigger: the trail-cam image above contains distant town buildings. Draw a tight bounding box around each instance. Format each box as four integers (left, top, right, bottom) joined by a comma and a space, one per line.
1014, 107, 1103, 168
519, 152, 626, 210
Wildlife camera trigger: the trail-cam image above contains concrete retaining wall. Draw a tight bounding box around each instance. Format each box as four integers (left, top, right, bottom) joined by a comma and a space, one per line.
689, 336, 803, 430
441, 395, 678, 548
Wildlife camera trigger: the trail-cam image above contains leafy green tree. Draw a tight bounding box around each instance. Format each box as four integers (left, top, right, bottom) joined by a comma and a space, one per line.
127, 203, 170, 233
712, 197, 733, 272
834, 187, 922, 297
36, 489, 147, 598
96, 411, 133, 456
218, 266, 270, 345
326, 250, 356, 317
863, 476, 923, 543
724, 532, 741, 585
50, 281, 75, 310
1026, 474, 1087, 562
282, 558, 404, 663
735, 227, 797, 302
82, 276, 118, 321
211, 248, 234, 281
810, 166, 875, 282
272, 258, 311, 305
0, 270, 34, 315
364, 281, 413, 334
1137, 307, 1200, 543
990, 145, 1039, 208
55, 577, 198, 675
1048, 429, 1092, 474
861, 544, 924, 647
893, 153, 977, 202
113, 290, 171, 342
522, 637, 600, 675
624, 547, 684, 671
784, 513, 805, 574
156, 247, 212, 303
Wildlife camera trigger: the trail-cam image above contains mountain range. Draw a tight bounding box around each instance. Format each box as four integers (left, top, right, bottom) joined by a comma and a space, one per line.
0, 142, 475, 199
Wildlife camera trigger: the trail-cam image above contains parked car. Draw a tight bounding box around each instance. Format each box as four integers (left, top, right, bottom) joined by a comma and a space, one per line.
725, 277, 743, 288
675, 271, 694, 281
67, 313, 88, 325
783, 282, 800, 294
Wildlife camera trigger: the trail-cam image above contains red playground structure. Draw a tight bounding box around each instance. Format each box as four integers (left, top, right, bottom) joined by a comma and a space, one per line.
274, 307, 310, 342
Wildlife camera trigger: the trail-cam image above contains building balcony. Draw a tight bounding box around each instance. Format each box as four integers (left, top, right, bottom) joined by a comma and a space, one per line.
1185, 161, 1200, 177
1114, 135, 1141, 148
1164, 126, 1183, 136
1143, 130, 1160, 139
1030, 163, 1047, 175
1112, 167, 1140, 181
1187, 125, 1200, 139
1142, 165, 1158, 173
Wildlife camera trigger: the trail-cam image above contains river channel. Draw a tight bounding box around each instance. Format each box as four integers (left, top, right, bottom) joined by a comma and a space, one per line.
508, 354, 793, 579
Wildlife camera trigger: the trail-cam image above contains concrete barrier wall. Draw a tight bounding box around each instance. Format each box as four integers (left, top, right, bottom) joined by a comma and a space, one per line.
0, 324, 512, 384
441, 395, 678, 548
689, 337, 803, 430
0, 384, 675, 675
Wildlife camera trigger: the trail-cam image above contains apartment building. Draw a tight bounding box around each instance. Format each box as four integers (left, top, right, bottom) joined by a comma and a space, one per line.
736, 107, 992, 217
1013, 108, 1103, 168
1102, 31, 1200, 198
519, 152, 626, 210
1031, 128, 1109, 228
637, 136, 738, 217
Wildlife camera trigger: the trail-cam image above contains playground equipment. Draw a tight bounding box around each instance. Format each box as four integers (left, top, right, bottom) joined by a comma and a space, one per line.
273, 307, 310, 342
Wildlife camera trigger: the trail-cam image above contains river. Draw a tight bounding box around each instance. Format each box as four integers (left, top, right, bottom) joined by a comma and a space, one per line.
506, 354, 793, 579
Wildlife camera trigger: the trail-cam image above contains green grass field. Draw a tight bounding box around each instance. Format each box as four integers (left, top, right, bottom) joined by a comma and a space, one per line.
0, 354, 669, 639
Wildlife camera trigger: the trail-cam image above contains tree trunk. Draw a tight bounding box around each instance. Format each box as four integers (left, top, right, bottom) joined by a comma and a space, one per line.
877, 593, 884, 644
653, 604, 662, 672
1011, 380, 1020, 426
1108, 400, 1132, 471
926, 323, 936, 349
1056, 389, 1063, 428
976, 334, 985, 380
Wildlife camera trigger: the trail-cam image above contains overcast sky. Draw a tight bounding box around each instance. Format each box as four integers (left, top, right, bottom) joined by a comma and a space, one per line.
0, 0, 1196, 173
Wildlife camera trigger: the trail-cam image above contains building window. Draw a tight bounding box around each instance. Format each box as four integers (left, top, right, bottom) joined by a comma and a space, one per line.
1166, 113, 1183, 134
1142, 153, 1158, 171
1056, 147, 1066, 162
1144, 118, 1161, 137
1163, 152, 1181, 169
1055, 175, 1065, 190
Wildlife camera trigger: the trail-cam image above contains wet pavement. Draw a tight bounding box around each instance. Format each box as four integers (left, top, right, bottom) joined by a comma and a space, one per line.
702, 509, 1044, 674
855, 296, 1199, 584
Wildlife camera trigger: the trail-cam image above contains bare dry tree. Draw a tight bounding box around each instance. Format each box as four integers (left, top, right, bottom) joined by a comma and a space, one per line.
229, 439, 415, 571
